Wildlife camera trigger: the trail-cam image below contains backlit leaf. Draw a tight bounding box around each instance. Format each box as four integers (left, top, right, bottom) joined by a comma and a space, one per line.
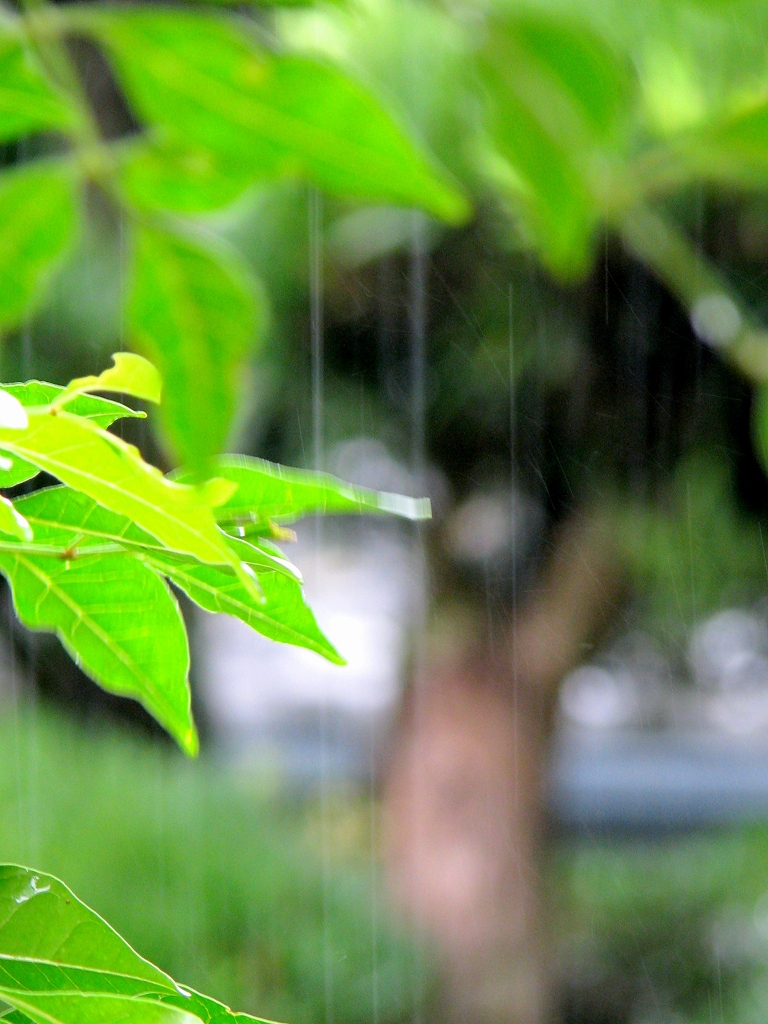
57, 352, 162, 406
0, 495, 30, 540
147, 537, 343, 663
0, 535, 196, 754
77, 7, 469, 223
0, 867, 273, 1024
0, 383, 144, 489
127, 225, 263, 471
0, 412, 256, 594
178, 454, 431, 533
0, 162, 78, 328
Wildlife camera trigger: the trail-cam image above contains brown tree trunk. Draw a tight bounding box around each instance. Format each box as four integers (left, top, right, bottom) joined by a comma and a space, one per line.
382, 510, 626, 1024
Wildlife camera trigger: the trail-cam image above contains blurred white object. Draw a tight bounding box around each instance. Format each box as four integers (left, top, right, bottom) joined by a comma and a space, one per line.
559, 632, 666, 731
197, 518, 423, 776
689, 608, 768, 735
560, 666, 642, 731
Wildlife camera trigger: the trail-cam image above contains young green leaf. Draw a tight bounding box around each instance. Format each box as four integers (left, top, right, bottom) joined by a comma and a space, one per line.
0, 496, 31, 540
0, 412, 258, 600
0, 541, 197, 754
0, 865, 177, 985
56, 352, 162, 406
0, 162, 78, 328
0, 866, 274, 1024
0, 383, 144, 489
147, 540, 343, 663
0, 35, 74, 141
127, 225, 263, 471
177, 454, 431, 532
16, 485, 296, 578
1, 380, 146, 426
76, 7, 469, 222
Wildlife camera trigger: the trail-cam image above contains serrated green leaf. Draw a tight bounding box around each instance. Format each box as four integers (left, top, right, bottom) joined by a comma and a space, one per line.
0, 383, 144, 489
0, 35, 74, 141
0, 867, 273, 1024
77, 7, 469, 223
57, 352, 162, 406
0, 412, 257, 600
177, 454, 431, 532
147, 542, 343, 663
127, 225, 263, 471
0, 530, 196, 753
0, 162, 78, 328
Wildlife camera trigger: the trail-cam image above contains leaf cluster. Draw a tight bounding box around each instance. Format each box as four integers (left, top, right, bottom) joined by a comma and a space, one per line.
0, 0, 468, 472
0, 354, 428, 756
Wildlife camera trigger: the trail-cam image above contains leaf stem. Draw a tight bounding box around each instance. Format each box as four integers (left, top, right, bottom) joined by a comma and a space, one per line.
619, 205, 768, 382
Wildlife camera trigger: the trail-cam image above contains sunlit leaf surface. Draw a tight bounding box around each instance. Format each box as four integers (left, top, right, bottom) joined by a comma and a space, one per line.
0, 866, 273, 1024
185, 454, 431, 532
1, 488, 196, 753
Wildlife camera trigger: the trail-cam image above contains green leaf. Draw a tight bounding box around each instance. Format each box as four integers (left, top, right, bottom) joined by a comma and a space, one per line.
0, 383, 144, 489
177, 454, 431, 532
479, 15, 633, 278
0, 35, 74, 142
0, 495, 196, 753
118, 131, 258, 213
0, 866, 273, 1024
11, 484, 335, 661
0, 162, 78, 328
1, 380, 146, 426
0, 412, 258, 599
127, 225, 263, 471
17, 484, 295, 577
77, 7, 469, 223
56, 352, 162, 406
147, 537, 343, 663
678, 95, 768, 187
0, 495, 30, 540
0, 865, 176, 985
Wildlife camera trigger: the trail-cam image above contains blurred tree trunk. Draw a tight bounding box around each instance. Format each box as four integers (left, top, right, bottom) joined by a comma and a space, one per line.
383, 510, 626, 1024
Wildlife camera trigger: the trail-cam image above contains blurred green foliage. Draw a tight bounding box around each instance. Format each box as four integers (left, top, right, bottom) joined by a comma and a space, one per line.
0, 705, 424, 1024
556, 826, 768, 1023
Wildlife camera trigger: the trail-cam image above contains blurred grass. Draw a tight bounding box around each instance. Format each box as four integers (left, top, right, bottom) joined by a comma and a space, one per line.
9, 699, 768, 1023
554, 826, 768, 1023
0, 703, 423, 1024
